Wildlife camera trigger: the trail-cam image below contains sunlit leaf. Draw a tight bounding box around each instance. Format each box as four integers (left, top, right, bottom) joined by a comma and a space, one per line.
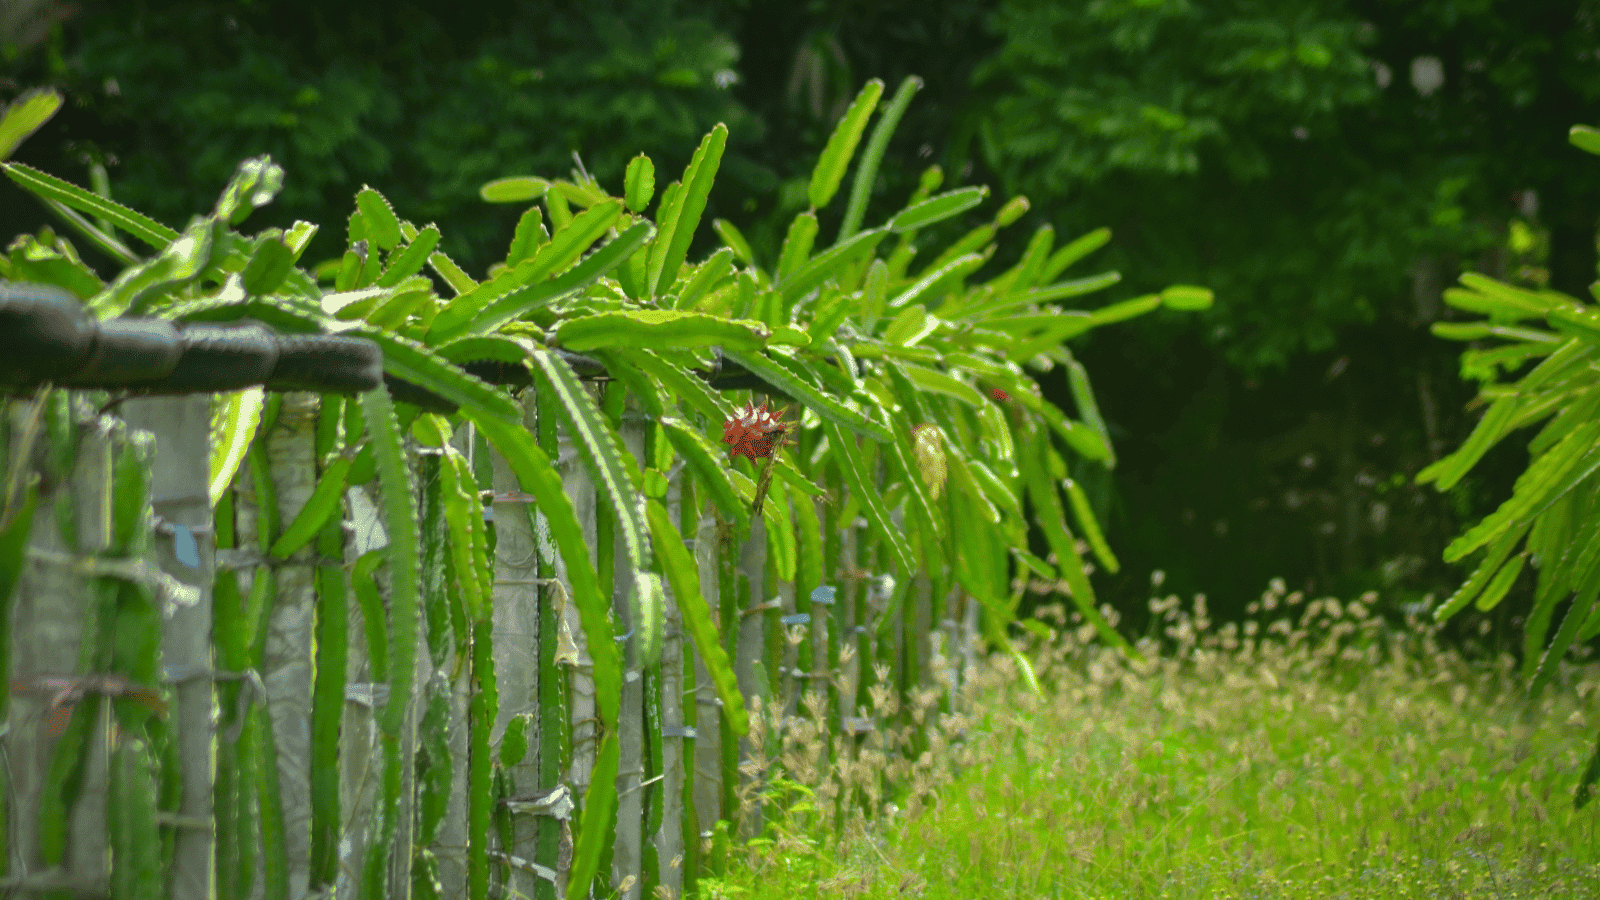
809, 79, 884, 210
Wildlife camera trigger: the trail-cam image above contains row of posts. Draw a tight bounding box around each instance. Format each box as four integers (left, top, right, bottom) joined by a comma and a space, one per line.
2, 387, 982, 899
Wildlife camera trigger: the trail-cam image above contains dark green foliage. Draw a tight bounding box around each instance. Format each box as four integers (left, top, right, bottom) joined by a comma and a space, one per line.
976, 0, 1460, 369
962, 0, 1600, 617
6, 1, 756, 272
980, 1, 1377, 187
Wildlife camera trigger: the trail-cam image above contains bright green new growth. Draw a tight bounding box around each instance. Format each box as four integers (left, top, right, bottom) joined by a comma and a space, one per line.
0, 87, 62, 161
839, 76, 922, 243
361, 387, 421, 737
649, 124, 727, 297
809, 79, 884, 211
1423, 119, 1600, 807
624, 154, 656, 213
209, 388, 265, 507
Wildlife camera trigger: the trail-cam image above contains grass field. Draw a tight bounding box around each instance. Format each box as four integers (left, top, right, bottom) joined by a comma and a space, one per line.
697, 582, 1600, 899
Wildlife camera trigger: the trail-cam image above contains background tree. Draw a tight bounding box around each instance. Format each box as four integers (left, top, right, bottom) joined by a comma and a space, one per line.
967, 0, 1600, 629
0, 0, 759, 273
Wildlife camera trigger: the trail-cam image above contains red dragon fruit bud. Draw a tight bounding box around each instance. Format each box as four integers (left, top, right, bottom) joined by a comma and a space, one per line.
723, 400, 789, 463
